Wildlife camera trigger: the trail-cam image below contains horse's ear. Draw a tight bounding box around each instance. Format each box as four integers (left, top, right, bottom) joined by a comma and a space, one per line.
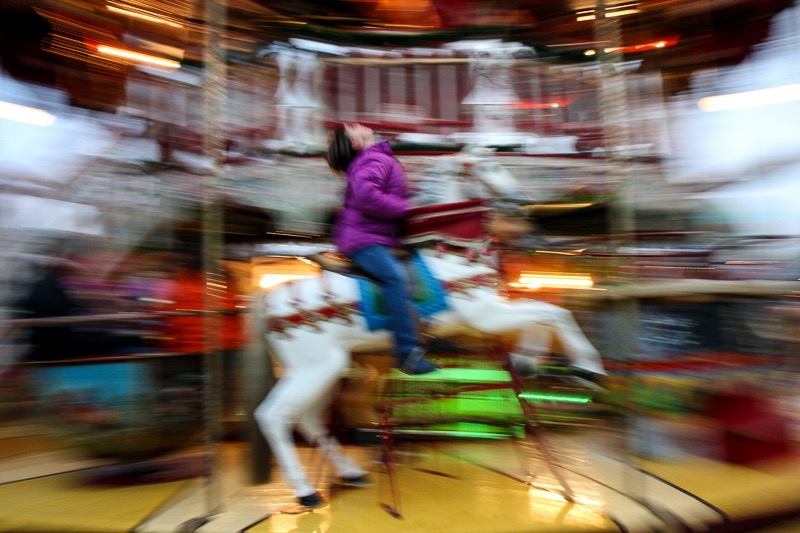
492, 197, 533, 214
488, 211, 534, 243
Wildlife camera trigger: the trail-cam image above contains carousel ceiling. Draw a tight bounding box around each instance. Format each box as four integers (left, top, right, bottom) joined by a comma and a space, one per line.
0, 0, 795, 109
259, 0, 794, 68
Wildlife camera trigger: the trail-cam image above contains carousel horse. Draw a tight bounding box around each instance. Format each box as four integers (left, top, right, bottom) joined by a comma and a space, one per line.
253, 151, 607, 508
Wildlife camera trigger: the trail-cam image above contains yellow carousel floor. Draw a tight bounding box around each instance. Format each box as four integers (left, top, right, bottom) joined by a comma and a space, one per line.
3, 423, 800, 533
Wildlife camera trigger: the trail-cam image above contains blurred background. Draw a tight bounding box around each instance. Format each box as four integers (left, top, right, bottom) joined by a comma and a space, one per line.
1, 0, 800, 529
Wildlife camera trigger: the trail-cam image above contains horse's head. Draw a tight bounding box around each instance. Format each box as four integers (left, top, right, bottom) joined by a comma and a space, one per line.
413, 149, 525, 207
410, 150, 540, 245
484, 197, 536, 245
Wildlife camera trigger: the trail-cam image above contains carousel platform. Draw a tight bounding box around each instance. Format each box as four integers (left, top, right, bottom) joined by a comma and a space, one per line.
2, 345, 800, 532
2, 423, 800, 533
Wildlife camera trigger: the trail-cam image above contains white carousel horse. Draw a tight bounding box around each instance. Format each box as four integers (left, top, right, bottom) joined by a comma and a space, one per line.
253, 151, 607, 505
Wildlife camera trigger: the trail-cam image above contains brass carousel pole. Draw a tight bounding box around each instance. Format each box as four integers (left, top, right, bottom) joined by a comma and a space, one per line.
199, 0, 227, 522
593, 0, 645, 504
593, 0, 638, 353
594, 0, 635, 249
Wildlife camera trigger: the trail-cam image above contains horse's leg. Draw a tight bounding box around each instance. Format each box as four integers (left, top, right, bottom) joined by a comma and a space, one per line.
508, 325, 555, 376
449, 291, 605, 374
445, 291, 580, 501
254, 343, 349, 499
296, 382, 369, 482
538, 302, 604, 374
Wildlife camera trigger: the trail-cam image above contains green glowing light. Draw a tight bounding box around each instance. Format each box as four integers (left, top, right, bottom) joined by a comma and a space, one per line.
391, 368, 511, 382
395, 428, 519, 439
518, 391, 593, 404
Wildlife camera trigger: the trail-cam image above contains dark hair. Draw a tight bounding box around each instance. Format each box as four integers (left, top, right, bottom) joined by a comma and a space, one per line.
326, 126, 355, 173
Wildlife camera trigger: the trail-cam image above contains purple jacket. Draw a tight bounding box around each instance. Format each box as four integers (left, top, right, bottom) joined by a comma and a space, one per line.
333, 141, 411, 256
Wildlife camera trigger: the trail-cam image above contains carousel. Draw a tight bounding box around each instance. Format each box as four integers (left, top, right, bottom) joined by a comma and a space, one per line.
2, 0, 800, 532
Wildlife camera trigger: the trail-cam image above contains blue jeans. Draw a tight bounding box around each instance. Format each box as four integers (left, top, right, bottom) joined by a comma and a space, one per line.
349, 244, 418, 358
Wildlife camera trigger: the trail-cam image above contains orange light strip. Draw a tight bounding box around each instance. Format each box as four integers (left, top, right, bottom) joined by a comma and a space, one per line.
603, 37, 678, 54
577, 8, 639, 21
106, 6, 183, 27
96, 45, 180, 68
510, 272, 594, 290
509, 102, 565, 109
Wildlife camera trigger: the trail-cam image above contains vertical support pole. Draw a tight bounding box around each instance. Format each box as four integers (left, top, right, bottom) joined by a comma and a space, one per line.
593, 0, 639, 365
201, 0, 227, 516
593, 0, 645, 504
245, 297, 274, 484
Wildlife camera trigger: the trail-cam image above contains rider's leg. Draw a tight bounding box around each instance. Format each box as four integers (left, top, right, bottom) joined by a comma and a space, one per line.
349, 244, 437, 374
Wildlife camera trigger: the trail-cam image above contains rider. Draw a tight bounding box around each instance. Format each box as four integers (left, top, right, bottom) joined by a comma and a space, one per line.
326, 123, 438, 375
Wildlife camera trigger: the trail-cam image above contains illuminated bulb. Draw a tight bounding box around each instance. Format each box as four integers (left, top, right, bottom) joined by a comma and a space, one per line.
584, 50, 596, 56
0, 101, 56, 126
698, 84, 800, 112
576, 7, 638, 21
511, 273, 594, 290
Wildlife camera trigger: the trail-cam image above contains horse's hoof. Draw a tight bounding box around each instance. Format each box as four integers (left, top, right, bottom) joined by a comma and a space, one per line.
566, 368, 609, 392
336, 474, 374, 487
298, 492, 324, 508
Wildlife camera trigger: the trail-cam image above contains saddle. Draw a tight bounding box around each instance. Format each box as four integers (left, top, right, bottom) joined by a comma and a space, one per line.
308, 250, 410, 283
309, 248, 449, 335
310, 199, 491, 281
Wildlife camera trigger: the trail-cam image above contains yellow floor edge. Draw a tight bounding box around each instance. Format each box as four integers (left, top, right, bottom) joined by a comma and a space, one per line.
0, 472, 189, 533
250, 452, 618, 533
639, 451, 800, 522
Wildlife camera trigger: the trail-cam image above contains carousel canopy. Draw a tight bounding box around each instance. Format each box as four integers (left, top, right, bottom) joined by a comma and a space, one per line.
0, 0, 794, 111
